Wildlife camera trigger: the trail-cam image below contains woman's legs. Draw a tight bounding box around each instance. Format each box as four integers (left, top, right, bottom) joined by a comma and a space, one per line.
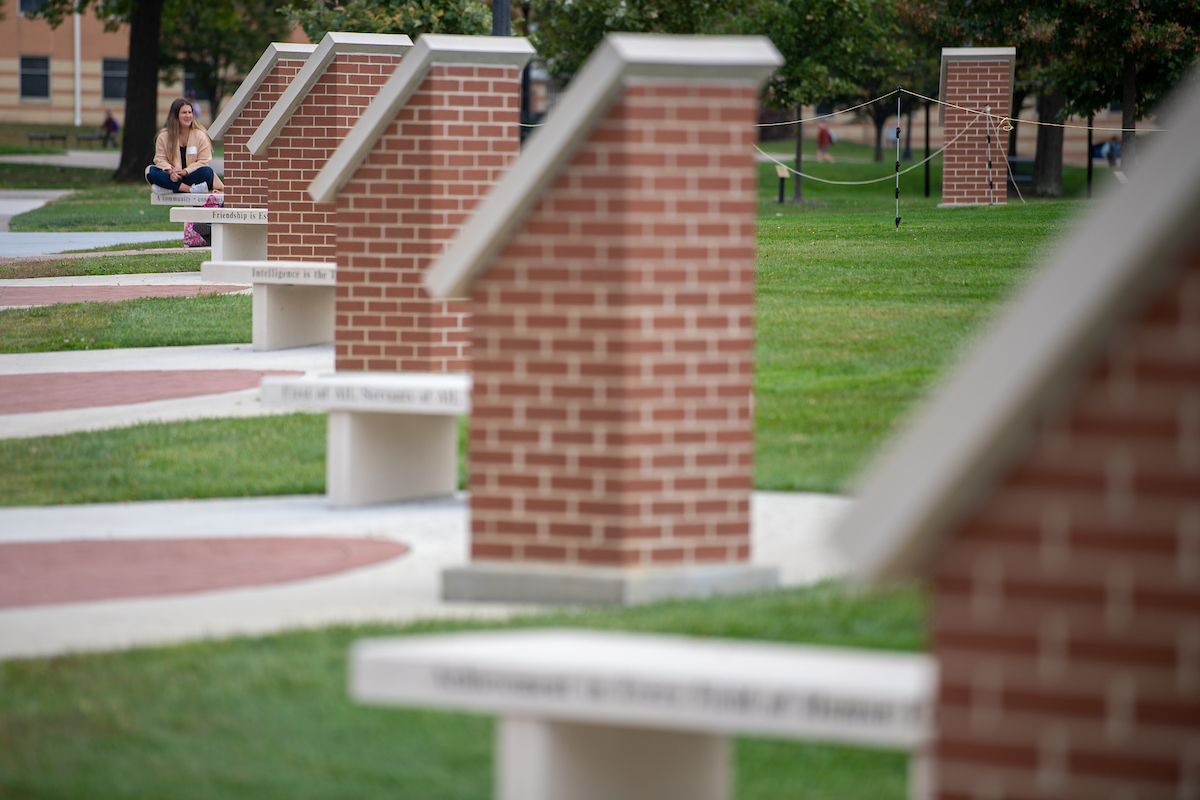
146, 166, 180, 191
146, 165, 214, 192
179, 166, 214, 189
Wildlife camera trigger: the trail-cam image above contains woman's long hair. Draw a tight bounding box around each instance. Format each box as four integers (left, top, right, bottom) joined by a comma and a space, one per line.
162, 97, 208, 149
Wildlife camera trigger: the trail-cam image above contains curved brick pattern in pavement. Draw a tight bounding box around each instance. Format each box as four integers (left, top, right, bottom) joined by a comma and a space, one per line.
0, 370, 303, 414
0, 537, 409, 608
0, 284, 247, 309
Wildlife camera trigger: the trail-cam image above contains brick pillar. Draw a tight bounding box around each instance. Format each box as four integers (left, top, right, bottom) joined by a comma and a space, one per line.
939, 47, 1015, 207
431, 34, 783, 605
333, 58, 525, 373
211, 43, 315, 209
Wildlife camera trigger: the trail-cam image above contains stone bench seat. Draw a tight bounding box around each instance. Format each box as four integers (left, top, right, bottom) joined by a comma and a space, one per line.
200, 258, 335, 352
260, 372, 471, 506
170, 206, 265, 261
352, 628, 936, 800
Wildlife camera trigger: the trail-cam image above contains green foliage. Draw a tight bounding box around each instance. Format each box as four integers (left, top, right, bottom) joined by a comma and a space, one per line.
0, 581, 924, 799
0, 251, 205, 280
159, 0, 296, 124
902, 0, 1200, 120
530, 0, 743, 82
282, 0, 490, 44
0, 414, 325, 505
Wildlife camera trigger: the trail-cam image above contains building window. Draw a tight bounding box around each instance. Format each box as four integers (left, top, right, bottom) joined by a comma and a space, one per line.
20, 56, 50, 99
103, 59, 128, 101
183, 71, 209, 101
19, 0, 48, 14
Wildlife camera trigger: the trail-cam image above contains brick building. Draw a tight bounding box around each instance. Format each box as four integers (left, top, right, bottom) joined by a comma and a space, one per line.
837, 78, 1200, 800
426, 34, 783, 605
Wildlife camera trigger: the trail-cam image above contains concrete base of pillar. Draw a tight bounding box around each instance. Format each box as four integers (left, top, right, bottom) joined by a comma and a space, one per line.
327, 410, 458, 507
442, 561, 778, 605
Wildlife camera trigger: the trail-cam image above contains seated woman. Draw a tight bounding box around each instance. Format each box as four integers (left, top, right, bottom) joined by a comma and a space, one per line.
144, 98, 224, 194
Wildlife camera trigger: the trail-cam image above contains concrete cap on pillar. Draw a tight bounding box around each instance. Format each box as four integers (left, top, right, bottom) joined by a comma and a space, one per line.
209, 42, 318, 141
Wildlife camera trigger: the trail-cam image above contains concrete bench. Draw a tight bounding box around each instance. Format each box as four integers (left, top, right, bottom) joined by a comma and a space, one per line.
260, 372, 470, 506
352, 628, 936, 800
152, 191, 225, 207
201, 259, 335, 351
170, 207, 265, 261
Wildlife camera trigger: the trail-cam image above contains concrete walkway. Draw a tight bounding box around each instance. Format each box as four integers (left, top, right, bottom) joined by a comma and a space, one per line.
0, 272, 853, 662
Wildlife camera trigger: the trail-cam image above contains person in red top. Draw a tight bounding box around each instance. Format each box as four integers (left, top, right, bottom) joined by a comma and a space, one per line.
816, 121, 835, 163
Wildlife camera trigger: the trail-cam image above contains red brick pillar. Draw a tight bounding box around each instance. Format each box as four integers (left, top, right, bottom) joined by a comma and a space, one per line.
246, 33, 413, 261
209, 43, 316, 209
939, 47, 1015, 207
427, 33, 784, 605
311, 36, 533, 374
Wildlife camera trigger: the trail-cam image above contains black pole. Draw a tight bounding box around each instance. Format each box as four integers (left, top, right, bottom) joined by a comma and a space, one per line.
778, 174, 786, 204
924, 100, 931, 199
903, 102, 913, 161
1087, 113, 1094, 198
492, 0, 511, 35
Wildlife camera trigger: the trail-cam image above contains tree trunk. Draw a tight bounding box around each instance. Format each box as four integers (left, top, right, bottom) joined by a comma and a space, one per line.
873, 114, 886, 162
1033, 88, 1064, 198
792, 107, 803, 203
1121, 51, 1136, 170
1008, 89, 1028, 157
115, 0, 165, 182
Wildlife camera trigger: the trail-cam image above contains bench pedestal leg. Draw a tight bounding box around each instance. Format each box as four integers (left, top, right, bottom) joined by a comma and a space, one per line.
327, 411, 458, 506
252, 284, 334, 350
211, 224, 267, 261
497, 718, 729, 800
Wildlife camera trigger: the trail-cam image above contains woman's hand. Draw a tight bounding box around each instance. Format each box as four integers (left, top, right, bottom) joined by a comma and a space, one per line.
169, 167, 184, 181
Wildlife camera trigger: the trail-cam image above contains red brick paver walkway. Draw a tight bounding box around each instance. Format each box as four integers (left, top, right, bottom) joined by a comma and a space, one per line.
0, 284, 246, 308
0, 370, 303, 414
0, 537, 409, 608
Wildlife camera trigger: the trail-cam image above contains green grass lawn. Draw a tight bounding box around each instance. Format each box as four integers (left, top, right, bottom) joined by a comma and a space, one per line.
0, 580, 924, 800
7, 180, 176, 232
0, 294, 249, 354
0, 250, 206, 281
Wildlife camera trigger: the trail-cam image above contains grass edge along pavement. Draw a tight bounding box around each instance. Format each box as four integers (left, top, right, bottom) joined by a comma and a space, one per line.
0, 580, 924, 800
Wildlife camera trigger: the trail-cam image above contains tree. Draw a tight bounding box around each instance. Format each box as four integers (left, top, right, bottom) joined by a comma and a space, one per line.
1050, 0, 1200, 169
756, 0, 908, 199
530, 0, 743, 84
29, 0, 165, 182
282, 0, 490, 43
159, 0, 295, 125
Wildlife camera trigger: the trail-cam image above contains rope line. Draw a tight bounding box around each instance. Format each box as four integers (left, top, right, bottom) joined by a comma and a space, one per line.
753, 113, 980, 185
757, 89, 900, 126
991, 112, 1027, 205
899, 88, 1163, 133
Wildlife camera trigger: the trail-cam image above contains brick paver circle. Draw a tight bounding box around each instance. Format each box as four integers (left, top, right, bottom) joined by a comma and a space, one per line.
0, 537, 410, 608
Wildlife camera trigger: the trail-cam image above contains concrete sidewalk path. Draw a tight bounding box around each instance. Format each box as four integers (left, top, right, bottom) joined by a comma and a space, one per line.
0, 231, 188, 257
0, 342, 333, 438
0, 150, 224, 173
0, 491, 851, 661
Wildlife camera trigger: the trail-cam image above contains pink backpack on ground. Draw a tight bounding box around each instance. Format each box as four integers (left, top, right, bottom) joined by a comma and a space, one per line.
183, 193, 222, 247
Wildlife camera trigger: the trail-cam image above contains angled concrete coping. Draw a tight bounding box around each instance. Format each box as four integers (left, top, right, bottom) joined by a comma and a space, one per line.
247, 31, 414, 157
423, 33, 783, 299
308, 34, 536, 205
209, 42, 318, 140
835, 77, 1200, 584
937, 46, 1016, 126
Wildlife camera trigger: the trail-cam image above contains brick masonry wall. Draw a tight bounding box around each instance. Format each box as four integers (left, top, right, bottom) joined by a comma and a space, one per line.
942, 60, 1011, 206
266, 53, 403, 261
467, 81, 759, 568
334, 63, 522, 373
928, 245, 1200, 798
220, 58, 307, 209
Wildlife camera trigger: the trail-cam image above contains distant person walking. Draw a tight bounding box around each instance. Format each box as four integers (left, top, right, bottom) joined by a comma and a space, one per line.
99, 109, 119, 148
816, 121, 835, 163
144, 98, 222, 194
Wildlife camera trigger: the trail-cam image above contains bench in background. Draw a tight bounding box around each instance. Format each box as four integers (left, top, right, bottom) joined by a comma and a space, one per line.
202, 259, 335, 351
260, 372, 470, 506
